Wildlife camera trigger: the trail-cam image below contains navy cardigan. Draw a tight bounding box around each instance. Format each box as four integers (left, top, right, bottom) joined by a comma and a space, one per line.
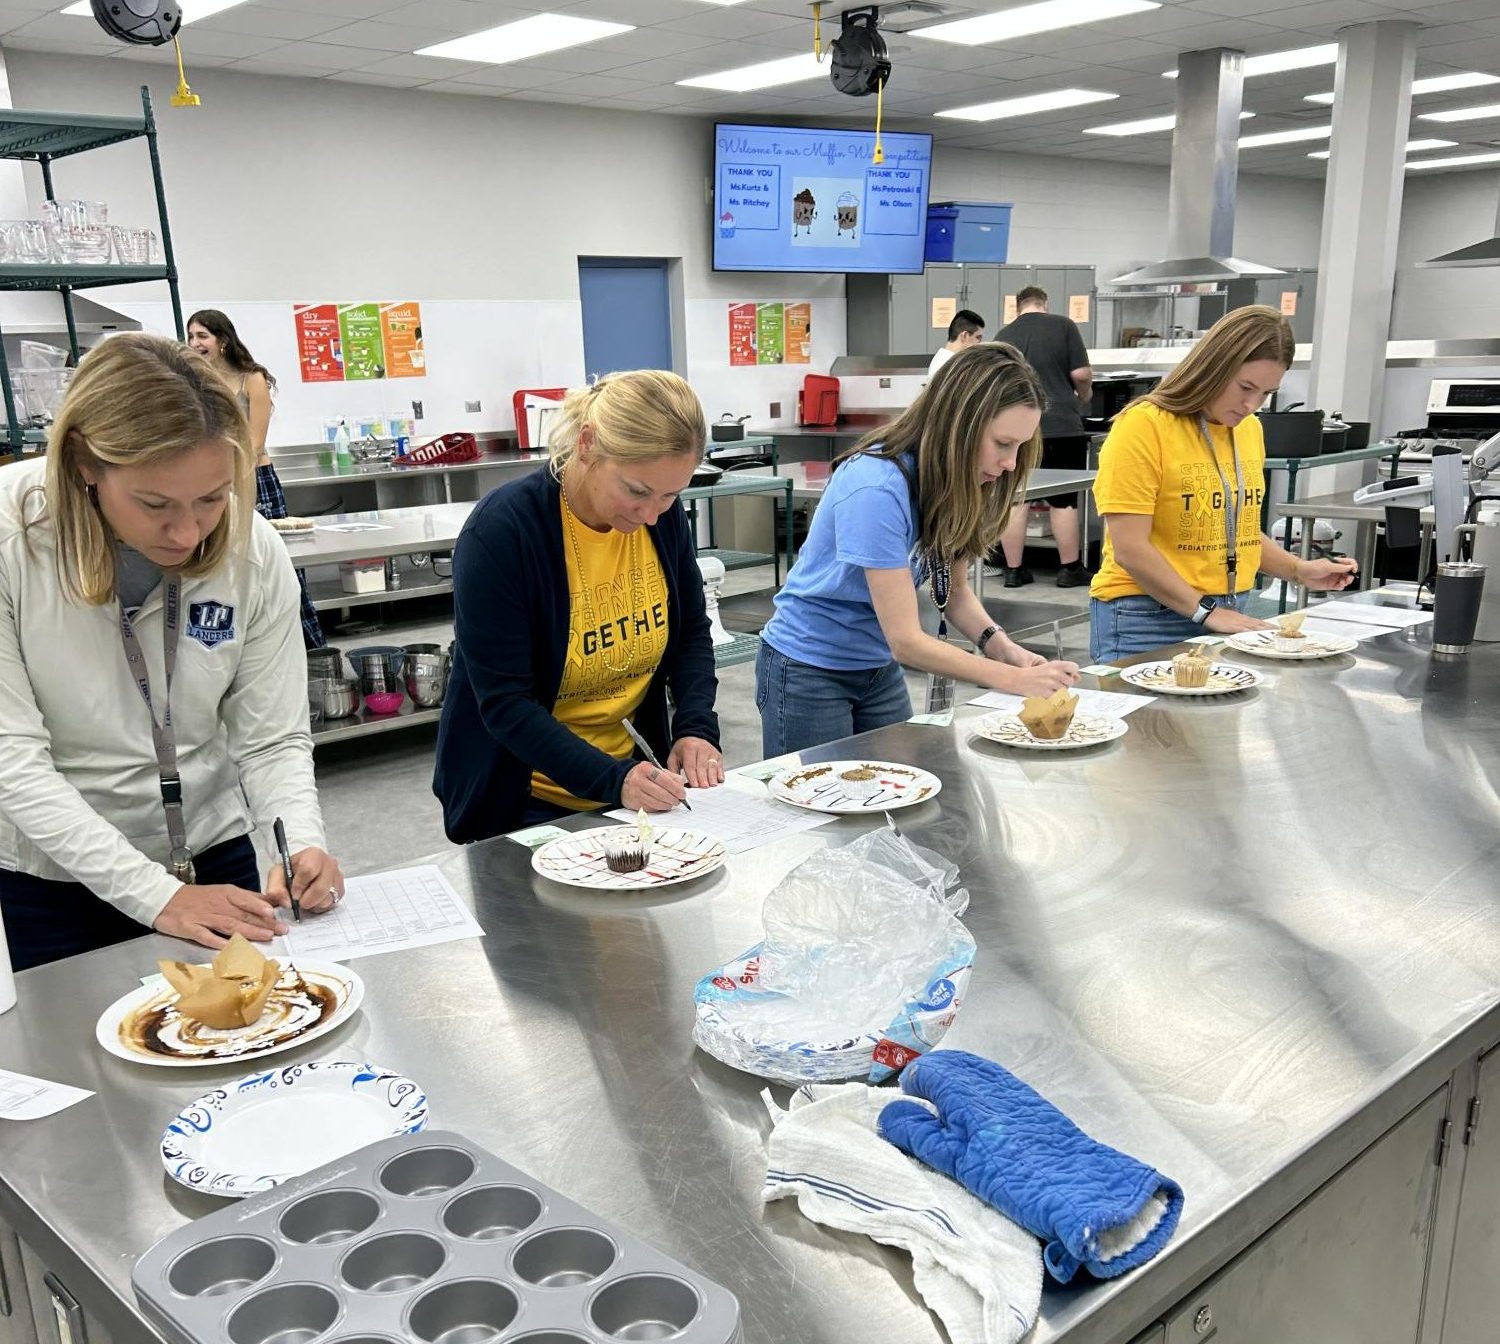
433, 466, 720, 843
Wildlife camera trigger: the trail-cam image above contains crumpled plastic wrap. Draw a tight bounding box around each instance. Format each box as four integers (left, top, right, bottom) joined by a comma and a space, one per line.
694, 824, 975, 1084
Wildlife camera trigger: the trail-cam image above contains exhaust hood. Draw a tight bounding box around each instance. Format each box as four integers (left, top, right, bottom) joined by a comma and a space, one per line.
0, 290, 143, 339
1112, 48, 1286, 286
1420, 176, 1500, 267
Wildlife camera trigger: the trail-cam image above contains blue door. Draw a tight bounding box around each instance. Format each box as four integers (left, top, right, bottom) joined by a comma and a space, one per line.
578, 258, 673, 382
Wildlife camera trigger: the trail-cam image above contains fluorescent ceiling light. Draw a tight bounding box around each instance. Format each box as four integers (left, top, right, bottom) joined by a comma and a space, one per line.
1238, 125, 1331, 149
1418, 101, 1500, 124
938, 88, 1118, 122
678, 52, 824, 91
1304, 71, 1500, 105
1165, 43, 1337, 79
1085, 110, 1254, 137
911, 0, 1158, 47
1307, 138, 1456, 159
62, 0, 251, 17
417, 14, 633, 64
1406, 150, 1500, 171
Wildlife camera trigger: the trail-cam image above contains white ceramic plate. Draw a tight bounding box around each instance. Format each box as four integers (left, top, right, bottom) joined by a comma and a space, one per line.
766, 759, 943, 813
531, 827, 726, 890
160, 1060, 427, 1197
1226, 630, 1358, 660
1118, 661, 1266, 697
971, 711, 1129, 751
95, 960, 363, 1068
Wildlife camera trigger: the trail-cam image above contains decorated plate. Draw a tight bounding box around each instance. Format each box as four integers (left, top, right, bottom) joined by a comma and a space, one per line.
96, 960, 363, 1068
1226, 630, 1358, 660
1118, 661, 1266, 697
531, 826, 726, 890
766, 760, 943, 814
160, 1060, 427, 1197
971, 711, 1129, 751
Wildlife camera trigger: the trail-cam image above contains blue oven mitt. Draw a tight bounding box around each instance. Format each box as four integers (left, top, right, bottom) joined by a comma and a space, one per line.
878, 1050, 1184, 1283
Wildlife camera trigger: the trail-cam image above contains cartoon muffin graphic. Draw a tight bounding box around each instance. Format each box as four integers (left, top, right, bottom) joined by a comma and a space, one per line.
836, 191, 858, 237
792, 187, 817, 236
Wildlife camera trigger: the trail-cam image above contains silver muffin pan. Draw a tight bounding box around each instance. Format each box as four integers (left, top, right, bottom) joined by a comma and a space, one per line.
133, 1130, 740, 1344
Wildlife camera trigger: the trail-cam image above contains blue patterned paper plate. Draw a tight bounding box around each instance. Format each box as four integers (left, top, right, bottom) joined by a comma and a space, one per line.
161, 1060, 428, 1197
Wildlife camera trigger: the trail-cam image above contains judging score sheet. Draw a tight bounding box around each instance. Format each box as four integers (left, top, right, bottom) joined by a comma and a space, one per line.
276, 865, 484, 963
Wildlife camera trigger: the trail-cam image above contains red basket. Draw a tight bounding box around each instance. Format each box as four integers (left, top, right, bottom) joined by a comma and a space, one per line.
396, 432, 480, 467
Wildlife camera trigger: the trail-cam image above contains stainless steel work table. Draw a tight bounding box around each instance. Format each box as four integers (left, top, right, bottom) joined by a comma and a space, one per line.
0, 619, 1496, 1344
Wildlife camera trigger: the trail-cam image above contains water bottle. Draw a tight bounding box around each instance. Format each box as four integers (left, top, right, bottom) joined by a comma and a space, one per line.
333, 419, 352, 469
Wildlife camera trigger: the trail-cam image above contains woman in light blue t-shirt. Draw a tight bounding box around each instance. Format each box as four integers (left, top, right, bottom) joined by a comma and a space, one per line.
757, 344, 1081, 756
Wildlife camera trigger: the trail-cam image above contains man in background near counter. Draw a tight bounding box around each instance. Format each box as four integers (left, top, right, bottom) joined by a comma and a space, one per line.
927, 309, 985, 379
992, 287, 1093, 588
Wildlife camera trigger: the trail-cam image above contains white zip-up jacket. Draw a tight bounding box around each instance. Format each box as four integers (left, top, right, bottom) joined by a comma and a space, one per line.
0, 459, 325, 927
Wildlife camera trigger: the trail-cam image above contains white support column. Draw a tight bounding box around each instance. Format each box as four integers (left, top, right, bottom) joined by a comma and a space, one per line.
1308, 20, 1417, 453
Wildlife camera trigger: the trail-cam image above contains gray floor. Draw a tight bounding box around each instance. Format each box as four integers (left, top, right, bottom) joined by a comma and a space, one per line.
313, 558, 1093, 877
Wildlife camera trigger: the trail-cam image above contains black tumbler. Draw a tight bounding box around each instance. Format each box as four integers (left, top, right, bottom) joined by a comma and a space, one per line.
1433, 561, 1487, 654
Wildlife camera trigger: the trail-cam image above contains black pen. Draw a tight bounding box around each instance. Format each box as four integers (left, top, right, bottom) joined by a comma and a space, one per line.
273, 817, 300, 923
620, 718, 692, 811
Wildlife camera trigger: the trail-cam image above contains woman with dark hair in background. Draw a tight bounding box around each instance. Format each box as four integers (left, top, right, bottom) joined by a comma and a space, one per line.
188, 308, 325, 649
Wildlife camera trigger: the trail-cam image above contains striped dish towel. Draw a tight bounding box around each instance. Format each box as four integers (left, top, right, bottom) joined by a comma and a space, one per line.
763, 1084, 1041, 1344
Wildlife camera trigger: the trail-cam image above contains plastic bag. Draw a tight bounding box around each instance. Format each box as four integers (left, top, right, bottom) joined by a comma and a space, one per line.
694, 823, 974, 1084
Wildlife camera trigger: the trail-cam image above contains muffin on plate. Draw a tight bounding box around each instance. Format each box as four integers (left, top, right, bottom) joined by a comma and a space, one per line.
604, 811, 655, 873
1172, 647, 1214, 688
1273, 611, 1308, 653
839, 765, 880, 801
1019, 688, 1079, 739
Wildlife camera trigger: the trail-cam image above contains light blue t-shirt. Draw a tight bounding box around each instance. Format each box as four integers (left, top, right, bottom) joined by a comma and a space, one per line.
762, 451, 926, 671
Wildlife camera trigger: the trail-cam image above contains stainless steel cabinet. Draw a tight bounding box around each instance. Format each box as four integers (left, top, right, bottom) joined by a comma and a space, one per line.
1436, 1046, 1500, 1343
0, 1219, 36, 1344
17, 1244, 112, 1344
1160, 1087, 1449, 1344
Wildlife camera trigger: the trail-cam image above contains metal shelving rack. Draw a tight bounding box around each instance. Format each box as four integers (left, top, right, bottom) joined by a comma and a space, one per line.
0, 85, 184, 460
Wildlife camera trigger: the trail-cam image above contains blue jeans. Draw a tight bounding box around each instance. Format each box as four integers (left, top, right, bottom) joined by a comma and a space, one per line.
756, 641, 912, 757
1089, 592, 1249, 663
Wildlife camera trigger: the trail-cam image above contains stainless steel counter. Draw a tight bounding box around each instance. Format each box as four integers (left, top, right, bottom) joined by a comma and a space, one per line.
0, 617, 1497, 1344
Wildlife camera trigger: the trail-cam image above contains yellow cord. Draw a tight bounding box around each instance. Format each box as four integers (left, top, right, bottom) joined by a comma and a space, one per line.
170, 36, 201, 107
873, 78, 885, 164
812, 2, 825, 63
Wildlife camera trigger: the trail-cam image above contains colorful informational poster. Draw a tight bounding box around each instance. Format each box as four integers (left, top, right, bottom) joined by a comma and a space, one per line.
380, 302, 425, 378
729, 303, 758, 366
1280, 291, 1298, 316
784, 303, 811, 364
1068, 294, 1091, 323
338, 303, 385, 380
294, 304, 343, 383
931, 296, 956, 329
756, 303, 784, 365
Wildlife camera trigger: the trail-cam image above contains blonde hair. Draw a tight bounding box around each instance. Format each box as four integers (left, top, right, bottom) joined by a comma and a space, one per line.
847, 342, 1044, 567
547, 369, 706, 475
1139, 306, 1295, 418
32, 332, 255, 606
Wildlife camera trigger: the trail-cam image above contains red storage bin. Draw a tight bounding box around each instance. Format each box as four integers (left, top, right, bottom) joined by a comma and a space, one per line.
512, 388, 568, 449
798, 374, 840, 428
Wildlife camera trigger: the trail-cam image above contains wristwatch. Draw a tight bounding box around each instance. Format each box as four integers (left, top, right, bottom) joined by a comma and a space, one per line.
976, 624, 1002, 653
1190, 597, 1216, 625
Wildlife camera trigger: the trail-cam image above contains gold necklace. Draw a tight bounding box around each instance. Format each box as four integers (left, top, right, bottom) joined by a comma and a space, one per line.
560, 468, 639, 678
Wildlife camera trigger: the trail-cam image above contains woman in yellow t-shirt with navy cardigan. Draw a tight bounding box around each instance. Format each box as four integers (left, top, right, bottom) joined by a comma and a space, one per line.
1089, 306, 1358, 662
434, 370, 723, 842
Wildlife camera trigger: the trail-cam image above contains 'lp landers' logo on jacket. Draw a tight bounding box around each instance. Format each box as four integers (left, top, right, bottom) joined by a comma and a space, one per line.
187, 600, 237, 648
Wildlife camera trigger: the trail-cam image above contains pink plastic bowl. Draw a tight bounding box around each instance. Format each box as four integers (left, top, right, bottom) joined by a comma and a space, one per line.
363, 691, 404, 715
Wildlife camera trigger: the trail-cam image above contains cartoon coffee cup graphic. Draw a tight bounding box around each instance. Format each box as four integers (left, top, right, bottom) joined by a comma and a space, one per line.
792, 187, 817, 236
836, 191, 859, 238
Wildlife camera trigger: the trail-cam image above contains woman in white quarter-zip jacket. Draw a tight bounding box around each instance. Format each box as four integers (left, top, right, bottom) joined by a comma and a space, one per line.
0, 333, 345, 972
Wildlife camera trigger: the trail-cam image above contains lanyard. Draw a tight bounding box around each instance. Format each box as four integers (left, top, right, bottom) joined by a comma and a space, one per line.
118, 576, 194, 883
1197, 415, 1245, 590
919, 552, 955, 713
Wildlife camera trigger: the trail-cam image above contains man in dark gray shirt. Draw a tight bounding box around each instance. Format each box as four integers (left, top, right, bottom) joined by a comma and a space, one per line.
992, 286, 1093, 587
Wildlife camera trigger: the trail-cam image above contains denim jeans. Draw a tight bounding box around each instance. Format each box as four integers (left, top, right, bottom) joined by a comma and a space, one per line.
1089, 592, 1249, 663
756, 641, 912, 757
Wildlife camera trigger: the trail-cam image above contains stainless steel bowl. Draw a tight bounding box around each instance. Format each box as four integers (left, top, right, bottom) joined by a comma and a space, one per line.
404, 650, 448, 707
307, 647, 345, 681
311, 677, 360, 720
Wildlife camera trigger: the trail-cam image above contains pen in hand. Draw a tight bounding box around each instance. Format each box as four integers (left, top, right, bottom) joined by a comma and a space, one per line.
273, 817, 300, 923
620, 718, 693, 811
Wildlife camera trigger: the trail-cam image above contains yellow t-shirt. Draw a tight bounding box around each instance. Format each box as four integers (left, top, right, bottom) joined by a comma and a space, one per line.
1090, 401, 1266, 603
531, 497, 671, 809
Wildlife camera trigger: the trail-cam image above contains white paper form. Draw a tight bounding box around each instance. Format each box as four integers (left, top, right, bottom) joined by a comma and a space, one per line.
0, 1068, 92, 1121
1300, 617, 1396, 643
1305, 601, 1433, 630
968, 688, 1156, 717
606, 779, 834, 854
276, 865, 484, 963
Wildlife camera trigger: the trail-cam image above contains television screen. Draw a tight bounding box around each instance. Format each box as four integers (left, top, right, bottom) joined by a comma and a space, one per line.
713, 123, 934, 275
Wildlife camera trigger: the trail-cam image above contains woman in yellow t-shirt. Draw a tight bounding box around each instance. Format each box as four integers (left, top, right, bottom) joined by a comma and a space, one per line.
434, 371, 723, 841
1089, 306, 1358, 662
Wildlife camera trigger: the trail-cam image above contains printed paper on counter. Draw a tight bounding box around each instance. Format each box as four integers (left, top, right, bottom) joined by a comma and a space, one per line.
1301, 618, 1392, 643
1304, 602, 1433, 630
969, 688, 1155, 717
275, 865, 483, 963
0, 1068, 92, 1121
606, 780, 833, 855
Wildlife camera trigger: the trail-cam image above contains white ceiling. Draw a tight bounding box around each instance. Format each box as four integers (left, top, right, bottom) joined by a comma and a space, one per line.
1, 0, 1499, 178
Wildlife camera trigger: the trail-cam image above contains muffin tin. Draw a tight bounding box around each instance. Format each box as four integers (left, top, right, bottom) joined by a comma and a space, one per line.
133, 1130, 741, 1344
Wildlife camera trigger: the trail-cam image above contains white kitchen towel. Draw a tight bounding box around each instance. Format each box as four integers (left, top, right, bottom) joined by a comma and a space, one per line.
763, 1084, 1042, 1344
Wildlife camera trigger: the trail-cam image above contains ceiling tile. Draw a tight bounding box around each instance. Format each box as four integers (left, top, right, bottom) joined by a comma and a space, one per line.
349, 53, 490, 78
557, 0, 701, 22
376, 1, 542, 30
327, 70, 431, 87
257, 0, 410, 17
228, 55, 348, 77
213, 39, 380, 71
312, 19, 464, 52
448, 63, 577, 87
195, 7, 353, 41
659, 7, 804, 39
